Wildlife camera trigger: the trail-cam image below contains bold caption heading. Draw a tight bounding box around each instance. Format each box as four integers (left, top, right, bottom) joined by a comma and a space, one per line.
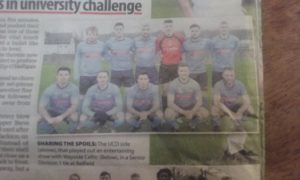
0, 0, 143, 14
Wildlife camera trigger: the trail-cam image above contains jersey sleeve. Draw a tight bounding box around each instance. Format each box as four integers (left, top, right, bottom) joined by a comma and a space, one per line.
39, 87, 52, 107
213, 82, 222, 95
70, 84, 80, 105
155, 31, 164, 52
126, 86, 135, 108
238, 81, 247, 95
103, 40, 112, 61
174, 31, 185, 43
233, 36, 240, 52
193, 81, 202, 97
168, 80, 176, 95
106, 85, 122, 116
152, 85, 160, 105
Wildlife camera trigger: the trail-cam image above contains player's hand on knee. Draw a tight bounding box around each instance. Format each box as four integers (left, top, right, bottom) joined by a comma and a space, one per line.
79, 114, 88, 122
52, 115, 64, 124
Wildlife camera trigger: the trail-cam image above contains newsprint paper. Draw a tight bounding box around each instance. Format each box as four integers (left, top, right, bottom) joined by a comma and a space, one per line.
0, 0, 264, 179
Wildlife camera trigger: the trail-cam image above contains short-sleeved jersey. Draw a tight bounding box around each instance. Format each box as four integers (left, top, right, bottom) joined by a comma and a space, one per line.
105, 37, 134, 71
82, 83, 122, 116
40, 83, 79, 114
183, 37, 210, 73
213, 80, 247, 108
74, 41, 105, 79
168, 78, 201, 109
210, 35, 240, 72
134, 36, 157, 67
192, 0, 244, 17
127, 83, 159, 111
156, 32, 185, 65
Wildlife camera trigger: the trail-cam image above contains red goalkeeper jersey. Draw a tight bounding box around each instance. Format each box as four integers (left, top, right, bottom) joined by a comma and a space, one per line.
156, 32, 185, 65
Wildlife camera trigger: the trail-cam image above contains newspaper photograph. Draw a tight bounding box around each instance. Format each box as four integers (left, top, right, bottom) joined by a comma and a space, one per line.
0, 0, 263, 179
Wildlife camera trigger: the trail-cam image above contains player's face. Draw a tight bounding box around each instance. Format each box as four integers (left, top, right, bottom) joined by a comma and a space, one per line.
114, 25, 124, 39
86, 30, 97, 43
178, 66, 190, 81
69, 175, 80, 180
220, 24, 229, 36
137, 74, 150, 90
222, 70, 235, 86
190, 27, 201, 39
158, 173, 171, 180
56, 70, 70, 86
97, 72, 109, 87
100, 175, 110, 180
142, 25, 150, 38
164, 22, 173, 37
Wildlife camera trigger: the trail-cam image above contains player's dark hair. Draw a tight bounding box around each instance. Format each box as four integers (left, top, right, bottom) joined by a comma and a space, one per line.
137, 72, 149, 79
156, 168, 172, 179
69, 173, 80, 180
131, 173, 140, 178
222, 67, 234, 73
178, 63, 189, 69
190, 24, 200, 29
100, 171, 111, 178
86, 26, 98, 35
164, 19, 173, 24
57, 67, 71, 74
114, 22, 124, 28
98, 70, 110, 77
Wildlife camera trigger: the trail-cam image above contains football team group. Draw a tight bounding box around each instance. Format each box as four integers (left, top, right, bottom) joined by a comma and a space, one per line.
37, 19, 257, 134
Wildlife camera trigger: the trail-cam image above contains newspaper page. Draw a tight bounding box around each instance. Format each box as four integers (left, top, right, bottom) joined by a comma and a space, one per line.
0, 0, 263, 179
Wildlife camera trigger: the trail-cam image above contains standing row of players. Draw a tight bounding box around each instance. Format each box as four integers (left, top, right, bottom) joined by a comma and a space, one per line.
38, 19, 256, 134
74, 20, 240, 93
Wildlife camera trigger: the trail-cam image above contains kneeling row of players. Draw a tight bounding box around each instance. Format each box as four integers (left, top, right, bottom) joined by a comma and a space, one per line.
38, 64, 256, 134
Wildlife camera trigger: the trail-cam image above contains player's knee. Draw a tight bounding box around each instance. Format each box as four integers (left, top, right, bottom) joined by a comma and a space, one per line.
79, 114, 88, 122
200, 107, 210, 118
125, 112, 133, 121
155, 110, 164, 119
70, 112, 79, 122
211, 106, 221, 116
164, 108, 175, 120
116, 112, 125, 121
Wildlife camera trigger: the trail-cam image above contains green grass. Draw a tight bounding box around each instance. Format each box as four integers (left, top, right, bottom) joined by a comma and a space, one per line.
150, 134, 261, 165
152, 0, 184, 18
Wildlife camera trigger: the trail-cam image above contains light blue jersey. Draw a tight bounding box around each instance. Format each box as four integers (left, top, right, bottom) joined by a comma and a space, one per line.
105, 37, 135, 71
213, 80, 246, 108
82, 83, 122, 116
183, 37, 210, 74
127, 83, 159, 111
74, 41, 105, 80
134, 36, 157, 67
210, 35, 240, 72
40, 83, 79, 114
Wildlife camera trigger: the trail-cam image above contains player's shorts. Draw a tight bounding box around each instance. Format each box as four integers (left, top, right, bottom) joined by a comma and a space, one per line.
111, 70, 134, 87
159, 64, 178, 84
212, 71, 223, 86
190, 72, 208, 91
226, 104, 242, 113
80, 76, 97, 95
135, 66, 159, 85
